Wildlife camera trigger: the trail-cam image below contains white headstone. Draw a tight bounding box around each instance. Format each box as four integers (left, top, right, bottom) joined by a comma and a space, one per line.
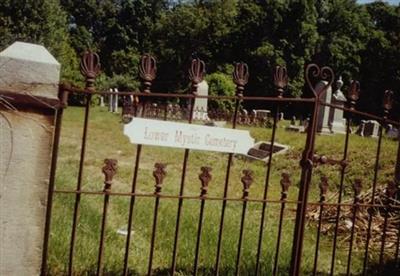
328, 77, 347, 134
316, 81, 333, 133
363, 120, 380, 138
387, 127, 399, 140
113, 88, 119, 113
108, 87, 119, 112
0, 41, 60, 99
193, 80, 209, 120
108, 88, 113, 112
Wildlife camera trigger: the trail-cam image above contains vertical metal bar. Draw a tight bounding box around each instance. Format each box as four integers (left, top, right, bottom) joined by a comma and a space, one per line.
272, 173, 291, 276
68, 51, 100, 276
170, 58, 205, 275
346, 179, 362, 276
122, 144, 142, 275
214, 150, 235, 275
255, 65, 287, 275
235, 170, 253, 276
97, 159, 118, 276
123, 54, 156, 276
330, 80, 359, 275
395, 123, 400, 269
193, 167, 212, 276
215, 62, 249, 275
40, 88, 68, 276
148, 163, 167, 276
395, 221, 400, 268
148, 196, 160, 276
68, 95, 90, 276
170, 122, 191, 274
290, 65, 334, 276
395, 131, 400, 184
361, 128, 383, 274
378, 181, 397, 274
312, 176, 328, 276
193, 200, 206, 276
394, 127, 400, 271
362, 90, 393, 275
378, 208, 389, 274
329, 120, 351, 274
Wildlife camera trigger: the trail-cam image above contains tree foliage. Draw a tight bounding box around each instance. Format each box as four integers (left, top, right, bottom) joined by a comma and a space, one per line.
0, 0, 399, 117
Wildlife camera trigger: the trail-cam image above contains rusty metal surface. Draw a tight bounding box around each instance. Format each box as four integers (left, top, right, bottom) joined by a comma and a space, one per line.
41, 52, 399, 276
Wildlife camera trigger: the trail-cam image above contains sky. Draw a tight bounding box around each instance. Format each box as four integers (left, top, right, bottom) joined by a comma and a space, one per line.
357, 0, 399, 4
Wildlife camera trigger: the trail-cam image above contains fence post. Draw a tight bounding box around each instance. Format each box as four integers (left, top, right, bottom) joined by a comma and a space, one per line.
0, 42, 61, 275
289, 65, 334, 276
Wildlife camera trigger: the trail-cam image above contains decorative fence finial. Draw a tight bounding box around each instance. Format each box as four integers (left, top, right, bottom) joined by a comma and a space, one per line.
348, 80, 360, 109
280, 172, 291, 200
189, 57, 205, 95
241, 170, 254, 199
102, 159, 117, 192
153, 163, 166, 195
80, 51, 101, 90
139, 53, 157, 93
199, 166, 212, 197
305, 64, 335, 99
233, 62, 249, 97
274, 65, 288, 97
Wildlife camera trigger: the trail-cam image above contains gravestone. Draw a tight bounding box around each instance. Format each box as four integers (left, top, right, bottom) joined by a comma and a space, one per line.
285, 115, 305, 132
254, 109, 271, 120
108, 88, 113, 112
316, 80, 333, 133
387, 126, 399, 140
290, 116, 296, 125
113, 88, 119, 112
0, 42, 60, 275
108, 88, 118, 113
363, 120, 380, 138
246, 141, 290, 162
356, 120, 366, 136
193, 80, 209, 120
329, 77, 347, 134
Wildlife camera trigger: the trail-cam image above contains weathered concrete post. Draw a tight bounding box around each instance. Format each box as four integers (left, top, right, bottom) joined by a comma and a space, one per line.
0, 42, 61, 275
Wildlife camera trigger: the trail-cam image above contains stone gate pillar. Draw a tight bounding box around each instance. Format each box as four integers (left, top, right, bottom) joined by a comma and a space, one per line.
0, 42, 61, 275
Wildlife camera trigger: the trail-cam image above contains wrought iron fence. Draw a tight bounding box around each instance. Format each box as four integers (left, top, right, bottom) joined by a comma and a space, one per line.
41, 52, 400, 276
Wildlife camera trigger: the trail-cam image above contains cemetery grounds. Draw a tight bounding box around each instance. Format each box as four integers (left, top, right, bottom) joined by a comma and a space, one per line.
47, 106, 398, 275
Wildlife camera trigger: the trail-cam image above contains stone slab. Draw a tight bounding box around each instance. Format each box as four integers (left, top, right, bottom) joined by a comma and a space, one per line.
246, 141, 289, 162
0, 41, 60, 100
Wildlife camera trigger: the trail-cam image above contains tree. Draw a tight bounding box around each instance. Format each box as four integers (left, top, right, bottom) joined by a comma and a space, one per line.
358, 2, 400, 118
0, 0, 79, 81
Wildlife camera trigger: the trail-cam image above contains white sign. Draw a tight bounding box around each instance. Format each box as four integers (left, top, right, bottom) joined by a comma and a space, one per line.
124, 118, 254, 155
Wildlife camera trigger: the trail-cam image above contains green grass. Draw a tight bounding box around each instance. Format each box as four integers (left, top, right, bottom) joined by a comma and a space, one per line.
48, 106, 397, 275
